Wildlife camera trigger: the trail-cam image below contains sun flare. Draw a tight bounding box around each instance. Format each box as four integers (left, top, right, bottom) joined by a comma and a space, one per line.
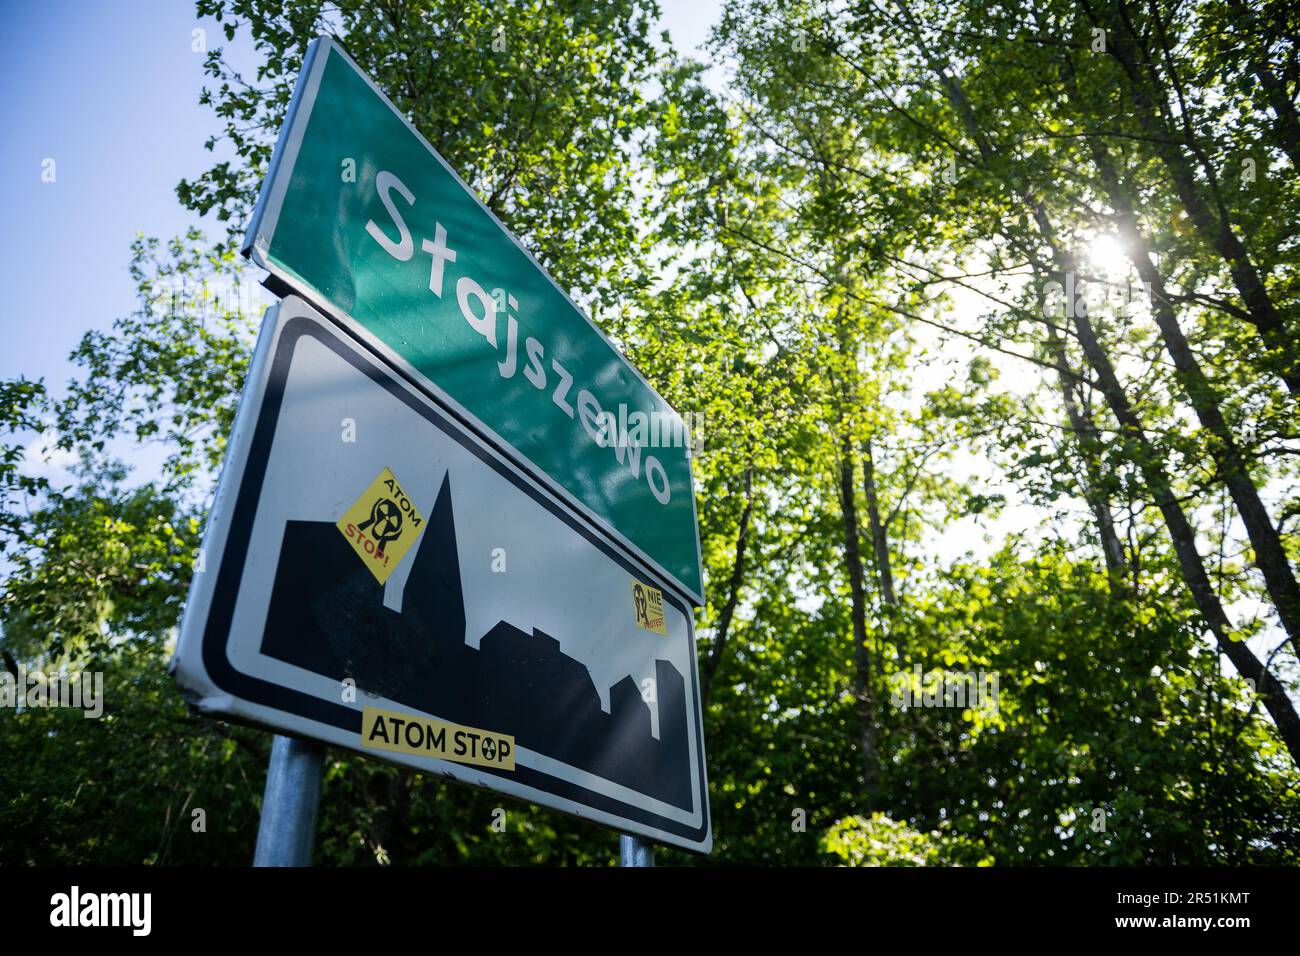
1085, 233, 1130, 277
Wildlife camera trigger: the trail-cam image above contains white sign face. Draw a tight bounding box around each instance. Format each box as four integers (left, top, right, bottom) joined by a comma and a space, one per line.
171, 296, 711, 853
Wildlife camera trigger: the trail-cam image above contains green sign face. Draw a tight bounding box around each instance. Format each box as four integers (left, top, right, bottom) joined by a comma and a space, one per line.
244, 37, 702, 603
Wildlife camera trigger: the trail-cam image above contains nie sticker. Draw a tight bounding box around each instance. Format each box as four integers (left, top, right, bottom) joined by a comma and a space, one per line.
336, 467, 425, 584
631, 578, 667, 635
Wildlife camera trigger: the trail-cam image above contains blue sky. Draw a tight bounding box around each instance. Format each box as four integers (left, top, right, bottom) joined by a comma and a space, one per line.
1, 1, 243, 388
0, 1, 1038, 579
0, 0, 722, 401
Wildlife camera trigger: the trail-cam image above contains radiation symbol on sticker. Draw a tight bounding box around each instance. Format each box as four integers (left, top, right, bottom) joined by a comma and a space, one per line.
336, 467, 426, 584
358, 496, 404, 551
631, 578, 667, 635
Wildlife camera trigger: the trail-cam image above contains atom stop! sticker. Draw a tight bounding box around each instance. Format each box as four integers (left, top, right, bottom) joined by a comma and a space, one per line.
336, 467, 426, 584
631, 578, 667, 635
361, 706, 515, 770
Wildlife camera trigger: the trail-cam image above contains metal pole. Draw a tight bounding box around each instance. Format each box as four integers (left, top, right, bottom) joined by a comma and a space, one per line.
253, 734, 326, 866
620, 833, 655, 867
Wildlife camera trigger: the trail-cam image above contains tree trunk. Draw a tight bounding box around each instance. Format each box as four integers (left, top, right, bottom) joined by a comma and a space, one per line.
840, 430, 879, 804
1089, 139, 1300, 658
701, 469, 755, 711
899, 0, 1130, 578
861, 439, 898, 608
1086, 0, 1300, 396
1042, 319, 1128, 578
1034, 208, 1300, 764
1225, 0, 1300, 169
887, 0, 1300, 765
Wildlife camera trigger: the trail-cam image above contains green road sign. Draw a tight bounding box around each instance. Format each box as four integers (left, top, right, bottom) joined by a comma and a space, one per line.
244, 37, 703, 604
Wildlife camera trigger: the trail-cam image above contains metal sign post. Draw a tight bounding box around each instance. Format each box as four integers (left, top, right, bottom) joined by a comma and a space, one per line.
620, 834, 655, 867
252, 734, 326, 866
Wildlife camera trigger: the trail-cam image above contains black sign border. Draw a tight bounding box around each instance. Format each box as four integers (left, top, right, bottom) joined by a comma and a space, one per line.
199, 314, 711, 849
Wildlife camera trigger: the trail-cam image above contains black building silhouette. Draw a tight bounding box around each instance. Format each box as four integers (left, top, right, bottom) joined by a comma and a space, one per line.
260, 475, 692, 810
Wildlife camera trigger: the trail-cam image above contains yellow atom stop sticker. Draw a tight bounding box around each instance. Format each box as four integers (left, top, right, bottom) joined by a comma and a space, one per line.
336, 467, 426, 584
362, 706, 515, 770
631, 578, 667, 635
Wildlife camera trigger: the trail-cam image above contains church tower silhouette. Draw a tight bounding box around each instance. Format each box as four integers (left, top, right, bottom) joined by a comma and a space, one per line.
260, 475, 692, 809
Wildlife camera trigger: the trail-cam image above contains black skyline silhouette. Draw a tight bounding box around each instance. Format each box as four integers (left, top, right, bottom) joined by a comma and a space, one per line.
259, 475, 693, 810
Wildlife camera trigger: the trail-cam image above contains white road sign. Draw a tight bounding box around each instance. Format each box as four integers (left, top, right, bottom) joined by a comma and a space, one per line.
170, 296, 712, 852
